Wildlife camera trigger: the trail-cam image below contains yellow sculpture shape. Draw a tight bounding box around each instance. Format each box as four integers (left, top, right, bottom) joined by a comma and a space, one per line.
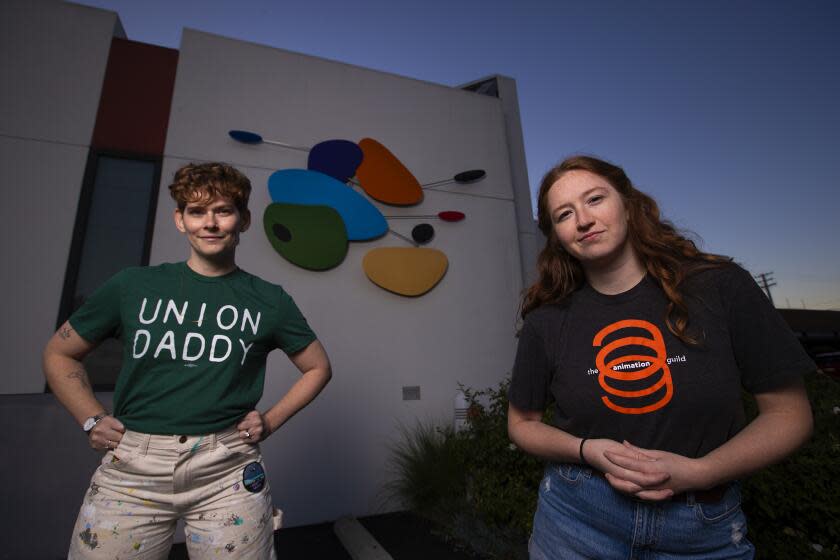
362, 247, 448, 297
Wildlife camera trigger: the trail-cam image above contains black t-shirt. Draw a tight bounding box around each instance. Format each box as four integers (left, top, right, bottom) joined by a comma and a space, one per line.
509, 263, 814, 458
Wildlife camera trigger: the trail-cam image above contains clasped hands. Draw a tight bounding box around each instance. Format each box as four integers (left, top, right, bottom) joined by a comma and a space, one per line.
582, 439, 711, 502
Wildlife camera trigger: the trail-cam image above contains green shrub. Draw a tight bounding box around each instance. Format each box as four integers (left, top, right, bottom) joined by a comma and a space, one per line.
383, 422, 466, 522
742, 372, 840, 558
384, 380, 540, 558
455, 380, 545, 536
386, 373, 840, 559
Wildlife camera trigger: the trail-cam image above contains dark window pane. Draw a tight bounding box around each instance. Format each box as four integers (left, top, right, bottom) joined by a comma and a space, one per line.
74, 157, 156, 303
65, 155, 159, 390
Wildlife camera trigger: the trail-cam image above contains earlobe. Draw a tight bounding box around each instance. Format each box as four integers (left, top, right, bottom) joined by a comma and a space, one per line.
173, 209, 186, 233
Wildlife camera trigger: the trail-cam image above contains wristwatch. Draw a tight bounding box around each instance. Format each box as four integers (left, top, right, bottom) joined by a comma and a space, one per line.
83, 412, 109, 434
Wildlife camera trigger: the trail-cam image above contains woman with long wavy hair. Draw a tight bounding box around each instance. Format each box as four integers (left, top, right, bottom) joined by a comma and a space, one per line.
508, 155, 813, 559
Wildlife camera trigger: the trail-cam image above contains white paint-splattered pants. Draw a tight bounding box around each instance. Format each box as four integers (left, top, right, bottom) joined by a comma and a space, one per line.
68, 428, 282, 559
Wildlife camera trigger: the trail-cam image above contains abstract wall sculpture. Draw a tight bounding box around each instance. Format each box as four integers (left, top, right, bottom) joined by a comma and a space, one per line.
230, 129, 484, 296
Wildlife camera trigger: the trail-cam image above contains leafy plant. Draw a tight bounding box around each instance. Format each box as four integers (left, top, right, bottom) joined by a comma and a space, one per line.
742, 371, 840, 558
455, 380, 546, 537
383, 422, 466, 522
384, 380, 541, 559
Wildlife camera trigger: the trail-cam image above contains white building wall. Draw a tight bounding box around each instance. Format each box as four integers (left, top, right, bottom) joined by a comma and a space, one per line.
496, 75, 540, 287
152, 30, 525, 525
0, 0, 121, 394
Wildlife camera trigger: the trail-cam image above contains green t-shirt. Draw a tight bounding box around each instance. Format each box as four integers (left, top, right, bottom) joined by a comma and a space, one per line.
69, 262, 317, 435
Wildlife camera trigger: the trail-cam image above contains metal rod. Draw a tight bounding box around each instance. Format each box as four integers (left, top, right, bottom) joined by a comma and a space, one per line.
383, 215, 438, 219
262, 139, 311, 152
421, 178, 455, 188
387, 229, 418, 247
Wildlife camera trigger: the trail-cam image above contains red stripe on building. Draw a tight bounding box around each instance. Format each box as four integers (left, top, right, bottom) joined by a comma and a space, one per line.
91, 38, 178, 155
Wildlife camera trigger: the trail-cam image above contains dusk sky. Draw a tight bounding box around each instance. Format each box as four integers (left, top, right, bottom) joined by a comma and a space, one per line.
74, 0, 840, 310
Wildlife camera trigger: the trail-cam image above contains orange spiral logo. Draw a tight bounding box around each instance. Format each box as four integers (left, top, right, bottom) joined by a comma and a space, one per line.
592, 319, 673, 415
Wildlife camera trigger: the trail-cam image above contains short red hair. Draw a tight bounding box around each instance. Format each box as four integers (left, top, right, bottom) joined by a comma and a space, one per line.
169, 162, 251, 213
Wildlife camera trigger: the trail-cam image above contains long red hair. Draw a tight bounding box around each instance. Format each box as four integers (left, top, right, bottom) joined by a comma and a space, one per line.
521, 155, 730, 344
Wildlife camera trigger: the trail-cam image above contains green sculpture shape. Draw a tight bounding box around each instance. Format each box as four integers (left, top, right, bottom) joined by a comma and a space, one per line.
263, 203, 348, 270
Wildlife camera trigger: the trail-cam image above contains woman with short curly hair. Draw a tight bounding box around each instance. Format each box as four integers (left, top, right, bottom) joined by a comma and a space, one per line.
45, 162, 332, 559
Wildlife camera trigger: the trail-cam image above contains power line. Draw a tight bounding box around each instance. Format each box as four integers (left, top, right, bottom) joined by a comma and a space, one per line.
754, 272, 777, 305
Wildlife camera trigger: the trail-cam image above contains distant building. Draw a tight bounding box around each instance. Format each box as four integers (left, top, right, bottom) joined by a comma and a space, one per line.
779, 309, 840, 356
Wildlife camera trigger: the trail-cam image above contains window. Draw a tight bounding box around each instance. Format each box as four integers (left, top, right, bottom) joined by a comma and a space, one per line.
54, 151, 161, 390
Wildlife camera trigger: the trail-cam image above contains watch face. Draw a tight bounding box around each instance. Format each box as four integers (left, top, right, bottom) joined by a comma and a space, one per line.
83, 417, 96, 432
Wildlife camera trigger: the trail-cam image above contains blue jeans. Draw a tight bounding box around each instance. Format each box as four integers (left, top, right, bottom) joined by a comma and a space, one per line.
530, 464, 755, 560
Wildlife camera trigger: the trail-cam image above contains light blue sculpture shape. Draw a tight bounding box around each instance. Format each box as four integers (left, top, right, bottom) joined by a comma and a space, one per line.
268, 169, 387, 241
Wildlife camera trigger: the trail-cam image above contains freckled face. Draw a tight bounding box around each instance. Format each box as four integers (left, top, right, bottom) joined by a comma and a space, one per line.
174, 196, 249, 263
546, 170, 632, 266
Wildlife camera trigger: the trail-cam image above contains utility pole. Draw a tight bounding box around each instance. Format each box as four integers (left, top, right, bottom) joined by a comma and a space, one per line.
754, 272, 777, 305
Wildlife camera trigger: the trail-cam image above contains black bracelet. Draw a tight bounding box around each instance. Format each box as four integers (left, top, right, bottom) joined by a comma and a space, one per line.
579, 438, 589, 465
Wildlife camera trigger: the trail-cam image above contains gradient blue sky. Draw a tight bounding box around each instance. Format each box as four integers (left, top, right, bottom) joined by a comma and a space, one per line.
74, 0, 840, 310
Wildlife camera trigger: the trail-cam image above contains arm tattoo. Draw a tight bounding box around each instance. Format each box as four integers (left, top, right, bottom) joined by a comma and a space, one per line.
66, 369, 92, 391
59, 326, 74, 340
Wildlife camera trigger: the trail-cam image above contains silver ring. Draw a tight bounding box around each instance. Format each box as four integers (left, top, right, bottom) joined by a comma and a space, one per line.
244, 431, 251, 438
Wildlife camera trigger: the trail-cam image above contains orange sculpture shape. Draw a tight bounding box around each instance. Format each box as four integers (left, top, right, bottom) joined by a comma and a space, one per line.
356, 138, 423, 206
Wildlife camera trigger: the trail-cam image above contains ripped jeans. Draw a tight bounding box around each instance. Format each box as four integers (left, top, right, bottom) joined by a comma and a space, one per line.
68, 428, 282, 559
529, 464, 755, 560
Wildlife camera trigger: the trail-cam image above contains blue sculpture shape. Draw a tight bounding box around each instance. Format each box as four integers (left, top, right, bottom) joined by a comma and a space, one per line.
229, 129, 263, 144
268, 169, 387, 241
308, 140, 363, 183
